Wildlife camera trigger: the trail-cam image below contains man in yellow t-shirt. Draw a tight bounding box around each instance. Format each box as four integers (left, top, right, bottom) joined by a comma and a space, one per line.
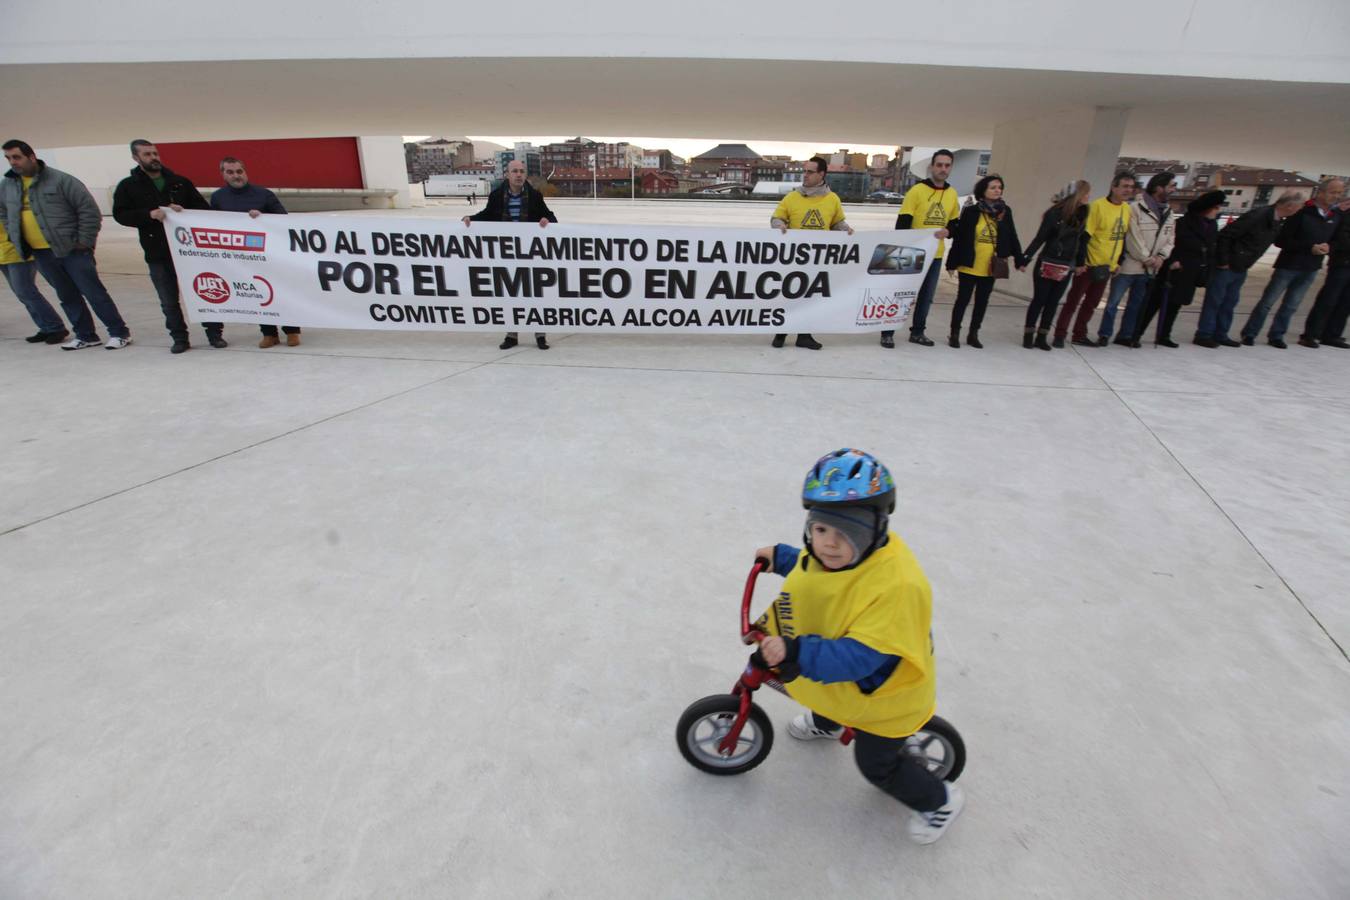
2, 139, 132, 350
886, 150, 961, 347
1053, 171, 1136, 346
769, 156, 853, 351
752, 448, 964, 845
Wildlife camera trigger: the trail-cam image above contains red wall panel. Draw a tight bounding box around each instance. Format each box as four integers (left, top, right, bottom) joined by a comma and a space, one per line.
153, 137, 364, 190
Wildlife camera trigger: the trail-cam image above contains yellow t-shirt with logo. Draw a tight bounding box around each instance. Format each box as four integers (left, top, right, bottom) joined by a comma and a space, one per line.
20, 176, 51, 251
754, 533, 936, 738
1085, 197, 1130, 269
772, 191, 845, 230
957, 213, 998, 277
898, 182, 961, 259
0, 219, 25, 265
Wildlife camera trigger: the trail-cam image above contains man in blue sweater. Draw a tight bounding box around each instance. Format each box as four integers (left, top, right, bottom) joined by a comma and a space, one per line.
209, 157, 300, 347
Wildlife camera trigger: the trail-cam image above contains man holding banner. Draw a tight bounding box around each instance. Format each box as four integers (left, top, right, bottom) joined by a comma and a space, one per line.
463, 159, 556, 350
770, 156, 854, 350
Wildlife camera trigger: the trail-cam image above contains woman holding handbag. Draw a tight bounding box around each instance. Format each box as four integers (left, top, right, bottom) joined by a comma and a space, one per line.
1053, 172, 1136, 346
1131, 190, 1225, 347
1021, 181, 1091, 350
944, 175, 1027, 348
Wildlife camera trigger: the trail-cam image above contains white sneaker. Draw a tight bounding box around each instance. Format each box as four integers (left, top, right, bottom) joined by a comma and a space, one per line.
787, 714, 844, 741
60, 337, 101, 351
908, 783, 964, 845
104, 336, 132, 350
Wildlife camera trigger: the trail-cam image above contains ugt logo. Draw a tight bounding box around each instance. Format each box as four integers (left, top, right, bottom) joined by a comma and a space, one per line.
190, 228, 267, 252
193, 272, 231, 304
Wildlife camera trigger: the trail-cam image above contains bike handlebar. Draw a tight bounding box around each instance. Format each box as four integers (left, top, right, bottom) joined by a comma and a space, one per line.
741, 559, 769, 644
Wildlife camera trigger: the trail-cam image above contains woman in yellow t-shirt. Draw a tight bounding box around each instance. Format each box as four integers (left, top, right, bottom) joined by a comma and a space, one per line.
944, 175, 1027, 348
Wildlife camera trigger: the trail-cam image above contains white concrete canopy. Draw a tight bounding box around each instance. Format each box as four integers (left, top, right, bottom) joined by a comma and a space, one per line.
3, 1, 1349, 172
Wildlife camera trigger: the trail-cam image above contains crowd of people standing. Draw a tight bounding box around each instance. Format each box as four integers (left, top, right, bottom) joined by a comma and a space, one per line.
2, 141, 1348, 356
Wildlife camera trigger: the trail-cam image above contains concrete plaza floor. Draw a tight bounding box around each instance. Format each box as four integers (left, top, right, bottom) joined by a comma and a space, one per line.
2, 199, 1348, 899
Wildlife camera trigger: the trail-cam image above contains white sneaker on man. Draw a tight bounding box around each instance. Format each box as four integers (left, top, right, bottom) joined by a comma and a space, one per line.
104, 336, 132, 350
787, 713, 843, 741
60, 337, 101, 351
908, 783, 965, 845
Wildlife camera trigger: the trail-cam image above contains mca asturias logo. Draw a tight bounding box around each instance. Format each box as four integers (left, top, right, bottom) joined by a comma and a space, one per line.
189, 228, 267, 252
232, 275, 274, 307
193, 272, 231, 304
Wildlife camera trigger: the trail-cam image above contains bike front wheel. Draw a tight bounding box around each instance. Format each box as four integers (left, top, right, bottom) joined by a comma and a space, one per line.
676, 694, 774, 775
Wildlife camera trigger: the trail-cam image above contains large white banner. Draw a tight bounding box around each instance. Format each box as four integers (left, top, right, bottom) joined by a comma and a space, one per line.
164, 210, 938, 334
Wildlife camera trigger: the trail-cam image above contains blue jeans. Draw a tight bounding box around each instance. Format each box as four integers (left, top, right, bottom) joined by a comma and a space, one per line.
32, 248, 129, 341
882, 256, 943, 338
2, 260, 67, 333
1101, 273, 1152, 340
1196, 267, 1247, 340
1241, 268, 1318, 342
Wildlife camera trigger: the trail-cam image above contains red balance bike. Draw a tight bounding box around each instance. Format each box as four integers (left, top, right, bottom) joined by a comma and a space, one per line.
676, 561, 966, 778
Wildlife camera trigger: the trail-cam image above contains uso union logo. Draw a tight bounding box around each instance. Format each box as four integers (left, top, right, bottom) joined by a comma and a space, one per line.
193, 272, 231, 304
174, 226, 192, 246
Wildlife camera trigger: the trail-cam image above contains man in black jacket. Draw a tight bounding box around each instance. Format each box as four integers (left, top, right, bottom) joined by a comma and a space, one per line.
1298, 204, 1350, 348
462, 159, 556, 349
112, 140, 221, 354
1240, 178, 1344, 348
1194, 191, 1305, 347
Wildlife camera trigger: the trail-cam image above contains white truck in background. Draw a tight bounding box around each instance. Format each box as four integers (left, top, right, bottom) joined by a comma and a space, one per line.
424, 175, 494, 198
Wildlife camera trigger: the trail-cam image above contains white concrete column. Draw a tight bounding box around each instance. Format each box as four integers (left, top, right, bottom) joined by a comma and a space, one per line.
356, 136, 413, 209
988, 107, 1130, 298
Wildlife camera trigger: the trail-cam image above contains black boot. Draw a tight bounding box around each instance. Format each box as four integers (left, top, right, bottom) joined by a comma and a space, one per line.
948, 328, 960, 349
771, 334, 786, 348
1023, 329, 1034, 349
967, 330, 983, 349
1035, 329, 1053, 351
1052, 335, 1065, 349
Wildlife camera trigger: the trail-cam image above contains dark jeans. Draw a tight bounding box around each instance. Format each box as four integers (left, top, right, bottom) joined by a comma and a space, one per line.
260, 325, 301, 336
1134, 270, 1201, 341
951, 272, 994, 333
2, 260, 66, 333
811, 713, 946, 813
882, 255, 943, 339
1025, 265, 1073, 331
1055, 271, 1109, 340
1300, 266, 1350, 341
1195, 267, 1246, 340
32, 248, 128, 341
148, 260, 220, 342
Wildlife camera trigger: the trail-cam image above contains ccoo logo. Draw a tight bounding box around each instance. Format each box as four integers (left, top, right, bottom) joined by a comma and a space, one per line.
194, 272, 231, 303
174, 226, 193, 246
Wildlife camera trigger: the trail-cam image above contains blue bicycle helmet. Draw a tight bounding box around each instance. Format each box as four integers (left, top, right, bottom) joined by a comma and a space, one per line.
801, 448, 896, 570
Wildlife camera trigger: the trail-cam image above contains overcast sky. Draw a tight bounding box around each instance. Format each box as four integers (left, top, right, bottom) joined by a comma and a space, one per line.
407, 135, 901, 160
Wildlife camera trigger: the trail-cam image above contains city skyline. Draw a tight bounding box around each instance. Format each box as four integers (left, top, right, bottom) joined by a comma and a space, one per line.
408, 135, 903, 162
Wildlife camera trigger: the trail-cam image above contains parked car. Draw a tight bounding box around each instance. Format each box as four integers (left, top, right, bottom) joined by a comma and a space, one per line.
867, 191, 904, 203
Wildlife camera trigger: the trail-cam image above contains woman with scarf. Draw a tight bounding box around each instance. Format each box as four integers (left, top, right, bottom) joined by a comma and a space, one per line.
1021, 181, 1091, 350
944, 175, 1027, 348
1130, 190, 1226, 347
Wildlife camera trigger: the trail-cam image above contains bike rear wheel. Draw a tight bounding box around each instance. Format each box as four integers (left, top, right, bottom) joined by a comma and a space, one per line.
904, 714, 965, 781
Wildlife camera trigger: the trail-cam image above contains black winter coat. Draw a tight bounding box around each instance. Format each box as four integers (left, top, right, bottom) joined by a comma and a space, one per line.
1022, 204, 1089, 267
1327, 215, 1350, 270
112, 166, 209, 263
1273, 203, 1343, 271
1215, 205, 1284, 271
469, 182, 557, 224
945, 204, 1027, 272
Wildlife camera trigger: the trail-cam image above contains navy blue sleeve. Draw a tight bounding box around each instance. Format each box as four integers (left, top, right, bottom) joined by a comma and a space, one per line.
263, 190, 287, 214
795, 636, 899, 685
772, 543, 800, 575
